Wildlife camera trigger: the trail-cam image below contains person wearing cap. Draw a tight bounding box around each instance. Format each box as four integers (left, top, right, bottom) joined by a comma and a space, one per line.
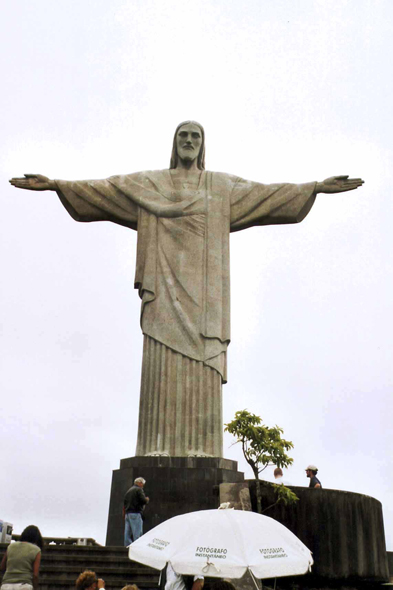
123, 477, 149, 546
305, 465, 322, 488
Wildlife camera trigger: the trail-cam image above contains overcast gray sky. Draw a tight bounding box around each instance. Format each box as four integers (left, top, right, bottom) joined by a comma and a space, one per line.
1, 0, 392, 549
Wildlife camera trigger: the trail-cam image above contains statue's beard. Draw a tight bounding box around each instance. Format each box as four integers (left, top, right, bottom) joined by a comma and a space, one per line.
179, 151, 198, 163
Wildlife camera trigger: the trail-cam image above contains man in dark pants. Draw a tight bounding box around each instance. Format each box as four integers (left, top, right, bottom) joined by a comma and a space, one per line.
305, 465, 322, 488
123, 477, 149, 546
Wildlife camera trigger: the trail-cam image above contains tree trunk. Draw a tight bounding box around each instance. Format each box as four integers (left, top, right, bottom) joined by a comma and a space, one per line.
255, 476, 262, 514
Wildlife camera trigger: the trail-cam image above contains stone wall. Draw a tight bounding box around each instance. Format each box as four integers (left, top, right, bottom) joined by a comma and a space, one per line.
242, 481, 389, 586
106, 456, 244, 546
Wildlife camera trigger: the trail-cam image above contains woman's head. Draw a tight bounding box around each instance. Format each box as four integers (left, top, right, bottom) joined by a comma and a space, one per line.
20, 525, 43, 550
75, 570, 99, 590
121, 585, 139, 590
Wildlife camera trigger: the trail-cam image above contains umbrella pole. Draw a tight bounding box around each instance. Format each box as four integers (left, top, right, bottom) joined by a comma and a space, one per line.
248, 568, 261, 590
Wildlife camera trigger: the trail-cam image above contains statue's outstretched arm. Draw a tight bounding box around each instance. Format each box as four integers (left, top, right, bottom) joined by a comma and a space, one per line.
9, 174, 56, 191
315, 176, 364, 194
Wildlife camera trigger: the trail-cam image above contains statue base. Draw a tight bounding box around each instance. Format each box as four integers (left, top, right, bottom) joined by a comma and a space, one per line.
105, 456, 244, 546
219, 481, 389, 588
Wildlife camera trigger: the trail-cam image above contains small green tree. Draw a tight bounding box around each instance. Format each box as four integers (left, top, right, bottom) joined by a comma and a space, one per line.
225, 409, 299, 514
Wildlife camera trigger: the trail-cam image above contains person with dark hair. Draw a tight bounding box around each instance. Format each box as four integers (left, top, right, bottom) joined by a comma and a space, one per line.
19, 526, 43, 550
0, 524, 43, 590
305, 465, 322, 488
75, 570, 105, 590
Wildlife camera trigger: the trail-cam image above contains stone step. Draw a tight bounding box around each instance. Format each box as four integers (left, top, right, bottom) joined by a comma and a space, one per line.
40, 563, 156, 574
41, 554, 145, 566
40, 545, 129, 557
40, 563, 157, 577
0, 542, 159, 590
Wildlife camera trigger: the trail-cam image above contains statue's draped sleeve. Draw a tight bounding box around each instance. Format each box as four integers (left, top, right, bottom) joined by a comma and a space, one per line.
228, 175, 317, 232
55, 176, 140, 230
55, 172, 317, 231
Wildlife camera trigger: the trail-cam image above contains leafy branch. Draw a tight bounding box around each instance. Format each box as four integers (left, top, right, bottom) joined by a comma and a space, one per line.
225, 410, 298, 513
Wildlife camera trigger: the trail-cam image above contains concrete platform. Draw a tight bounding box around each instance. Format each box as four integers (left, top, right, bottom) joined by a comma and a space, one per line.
106, 455, 244, 546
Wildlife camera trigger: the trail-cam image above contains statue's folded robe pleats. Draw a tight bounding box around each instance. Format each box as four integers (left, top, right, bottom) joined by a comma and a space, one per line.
56, 170, 316, 382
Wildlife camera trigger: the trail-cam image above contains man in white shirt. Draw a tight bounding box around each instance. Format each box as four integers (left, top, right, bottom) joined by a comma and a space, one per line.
162, 562, 204, 590
274, 467, 292, 486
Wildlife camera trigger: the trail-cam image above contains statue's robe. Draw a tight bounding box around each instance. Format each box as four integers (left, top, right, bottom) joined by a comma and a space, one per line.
55, 170, 316, 457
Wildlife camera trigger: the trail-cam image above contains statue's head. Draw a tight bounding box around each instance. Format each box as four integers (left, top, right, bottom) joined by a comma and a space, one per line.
170, 121, 205, 170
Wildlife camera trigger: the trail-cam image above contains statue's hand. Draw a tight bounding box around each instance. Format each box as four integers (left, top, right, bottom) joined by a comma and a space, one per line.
316, 176, 364, 194
9, 174, 55, 191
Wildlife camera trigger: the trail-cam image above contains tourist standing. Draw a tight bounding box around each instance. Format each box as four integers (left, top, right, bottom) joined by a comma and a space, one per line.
274, 467, 292, 485
160, 562, 204, 590
123, 477, 149, 546
305, 465, 322, 488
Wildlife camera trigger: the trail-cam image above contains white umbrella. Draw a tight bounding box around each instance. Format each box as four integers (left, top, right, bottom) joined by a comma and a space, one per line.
128, 509, 313, 580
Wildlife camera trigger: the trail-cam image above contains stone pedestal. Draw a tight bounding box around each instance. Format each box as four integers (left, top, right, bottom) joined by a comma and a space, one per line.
106, 456, 244, 546
221, 481, 389, 589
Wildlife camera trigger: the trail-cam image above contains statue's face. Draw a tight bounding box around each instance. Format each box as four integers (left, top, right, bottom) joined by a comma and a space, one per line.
176, 123, 202, 163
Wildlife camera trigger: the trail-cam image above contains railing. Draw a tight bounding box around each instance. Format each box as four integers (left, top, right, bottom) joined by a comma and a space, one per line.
11, 534, 101, 546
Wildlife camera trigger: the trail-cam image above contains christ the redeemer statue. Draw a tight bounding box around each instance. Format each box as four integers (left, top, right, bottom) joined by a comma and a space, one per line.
10, 121, 363, 458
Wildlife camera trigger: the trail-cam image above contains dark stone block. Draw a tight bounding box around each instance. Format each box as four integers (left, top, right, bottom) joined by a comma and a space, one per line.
106, 456, 244, 546
388, 551, 393, 577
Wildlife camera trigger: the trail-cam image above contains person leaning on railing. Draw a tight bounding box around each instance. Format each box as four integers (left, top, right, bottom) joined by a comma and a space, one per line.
0, 525, 43, 590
